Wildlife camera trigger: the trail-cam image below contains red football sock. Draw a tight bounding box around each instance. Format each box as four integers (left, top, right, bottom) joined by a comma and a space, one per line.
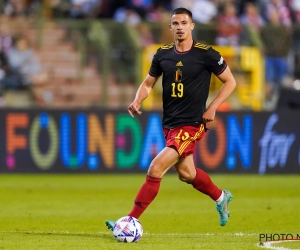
192, 167, 222, 201
128, 175, 162, 219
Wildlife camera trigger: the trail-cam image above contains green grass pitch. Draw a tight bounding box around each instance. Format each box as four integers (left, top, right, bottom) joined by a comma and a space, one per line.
0, 174, 299, 250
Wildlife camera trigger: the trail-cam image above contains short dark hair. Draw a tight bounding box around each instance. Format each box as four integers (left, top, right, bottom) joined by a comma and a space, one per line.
171, 8, 193, 20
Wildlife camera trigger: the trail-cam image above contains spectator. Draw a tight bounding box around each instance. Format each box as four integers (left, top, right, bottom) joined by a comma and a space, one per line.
4, 34, 42, 89
240, 2, 264, 47
126, 0, 153, 19
69, 0, 102, 19
102, 0, 127, 18
94, 0, 114, 18
289, 0, 300, 22
234, 0, 259, 16
260, 9, 292, 101
4, 0, 39, 17
145, 4, 173, 43
0, 42, 9, 92
192, 0, 218, 24
263, 0, 292, 27
46, 0, 73, 18
113, 7, 142, 25
215, 2, 242, 47
241, 2, 264, 32
146, 3, 169, 22
152, 0, 172, 11
0, 22, 13, 53
171, 0, 194, 11
290, 0, 300, 78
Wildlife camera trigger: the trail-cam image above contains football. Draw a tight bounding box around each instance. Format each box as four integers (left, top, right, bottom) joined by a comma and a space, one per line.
113, 216, 143, 243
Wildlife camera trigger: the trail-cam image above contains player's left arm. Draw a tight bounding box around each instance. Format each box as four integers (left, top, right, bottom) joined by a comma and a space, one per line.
202, 66, 236, 123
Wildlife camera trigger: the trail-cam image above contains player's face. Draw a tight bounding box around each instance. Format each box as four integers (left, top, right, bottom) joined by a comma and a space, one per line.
169, 14, 194, 42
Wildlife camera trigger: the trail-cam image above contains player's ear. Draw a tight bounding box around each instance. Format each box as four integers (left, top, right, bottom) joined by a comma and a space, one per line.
169, 24, 172, 30
190, 22, 195, 31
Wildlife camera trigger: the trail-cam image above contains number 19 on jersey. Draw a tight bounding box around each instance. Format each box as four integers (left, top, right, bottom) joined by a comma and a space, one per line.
171, 82, 184, 98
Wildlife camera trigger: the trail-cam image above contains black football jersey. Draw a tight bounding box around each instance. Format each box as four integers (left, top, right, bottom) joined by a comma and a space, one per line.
149, 41, 227, 129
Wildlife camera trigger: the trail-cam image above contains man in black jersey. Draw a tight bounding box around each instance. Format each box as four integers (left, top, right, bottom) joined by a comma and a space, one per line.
106, 7, 236, 230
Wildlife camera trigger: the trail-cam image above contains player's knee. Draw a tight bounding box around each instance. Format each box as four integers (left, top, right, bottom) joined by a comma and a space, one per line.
147, 162, 163, 178
178, 172, 193, 184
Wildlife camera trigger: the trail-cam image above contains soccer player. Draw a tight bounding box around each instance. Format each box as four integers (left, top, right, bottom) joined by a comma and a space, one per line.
106, 7, 236, 229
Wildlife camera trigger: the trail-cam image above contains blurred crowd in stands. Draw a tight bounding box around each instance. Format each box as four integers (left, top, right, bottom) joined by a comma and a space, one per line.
0, 0, 300, 108
1, 0, 300, 25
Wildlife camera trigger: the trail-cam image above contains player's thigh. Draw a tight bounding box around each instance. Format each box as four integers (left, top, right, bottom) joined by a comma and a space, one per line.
147, 146, 179, 178
174, 154, 196, 183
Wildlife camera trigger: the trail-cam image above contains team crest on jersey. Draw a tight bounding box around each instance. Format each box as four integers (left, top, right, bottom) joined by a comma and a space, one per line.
175, 69, 182, 82
176, 61, 183, 66
218, 57, 224, 65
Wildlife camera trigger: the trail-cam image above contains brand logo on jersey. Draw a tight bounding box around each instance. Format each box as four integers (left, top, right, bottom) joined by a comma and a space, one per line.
176, 61, 183, 66
175, 68, 182, 82
218, 57, 224, 65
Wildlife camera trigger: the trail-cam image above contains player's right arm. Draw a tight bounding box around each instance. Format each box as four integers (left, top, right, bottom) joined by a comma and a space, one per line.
128, 74, 159, 117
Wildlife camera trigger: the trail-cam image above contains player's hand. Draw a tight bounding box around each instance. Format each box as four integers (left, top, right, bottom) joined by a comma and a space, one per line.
202, 109, 215, 123
128, 102, 142, 117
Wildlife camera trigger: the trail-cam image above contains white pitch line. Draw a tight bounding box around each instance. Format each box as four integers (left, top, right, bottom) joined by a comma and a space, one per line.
258, 240, 300, 250
0, 230, 257, 237
0, 230, 111, 235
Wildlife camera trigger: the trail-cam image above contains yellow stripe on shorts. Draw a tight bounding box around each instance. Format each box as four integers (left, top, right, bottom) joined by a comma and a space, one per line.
178, 124, 204, 155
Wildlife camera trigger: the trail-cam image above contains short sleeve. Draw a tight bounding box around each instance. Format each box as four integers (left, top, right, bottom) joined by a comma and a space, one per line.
149, 48, 163, 77
205, 47, 227, 76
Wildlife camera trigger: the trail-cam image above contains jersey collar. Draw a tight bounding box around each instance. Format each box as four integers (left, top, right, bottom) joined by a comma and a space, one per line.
174, 40, 195, 54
